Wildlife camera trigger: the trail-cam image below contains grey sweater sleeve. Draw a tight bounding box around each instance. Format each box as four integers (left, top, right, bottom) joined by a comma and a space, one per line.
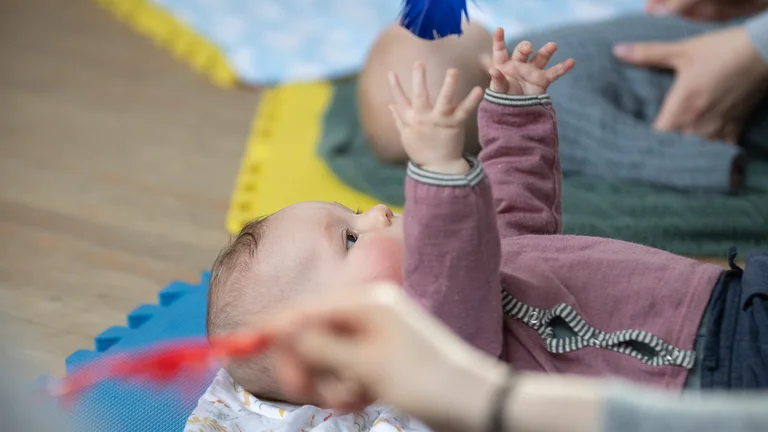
603, 381, 768, 432
745, 10, 768, 63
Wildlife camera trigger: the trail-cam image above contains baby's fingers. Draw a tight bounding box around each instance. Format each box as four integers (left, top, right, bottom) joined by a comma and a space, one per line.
545, 58, 576, 83
434, 69, 459, 115
530, 42, 558, 70
388, 72, 411, 108
488, 67, 509, 93
388, 105, 406, 132
453, 86, 484, 121
411, 62, 431, 111
492, 27, 509, 66
510, 40, 533, 63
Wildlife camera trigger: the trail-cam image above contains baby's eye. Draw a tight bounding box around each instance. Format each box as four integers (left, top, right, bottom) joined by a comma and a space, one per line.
345, 231, 358, 249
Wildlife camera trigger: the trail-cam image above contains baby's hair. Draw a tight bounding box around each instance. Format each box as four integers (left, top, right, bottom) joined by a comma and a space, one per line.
207, 216, 269, 338
206, 216, 286, 400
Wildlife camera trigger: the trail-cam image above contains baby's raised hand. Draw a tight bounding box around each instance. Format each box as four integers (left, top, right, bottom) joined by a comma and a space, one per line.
487, 27, 576, 95
388, 63, 483, 174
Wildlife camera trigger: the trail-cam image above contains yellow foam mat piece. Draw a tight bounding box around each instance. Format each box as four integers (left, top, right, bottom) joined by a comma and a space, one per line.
94, 0, 237, 89
226, 82, 404, 235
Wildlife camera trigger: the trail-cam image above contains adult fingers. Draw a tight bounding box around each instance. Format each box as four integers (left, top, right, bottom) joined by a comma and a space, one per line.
613, 40, 680, 69
646, 0, 698, 15
315, 375, 370, 412
652, 81, 688, 132
273, 346, 317, 402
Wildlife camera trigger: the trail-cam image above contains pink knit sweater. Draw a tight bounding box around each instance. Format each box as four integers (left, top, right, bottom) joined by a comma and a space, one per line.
403, 90, 723, 389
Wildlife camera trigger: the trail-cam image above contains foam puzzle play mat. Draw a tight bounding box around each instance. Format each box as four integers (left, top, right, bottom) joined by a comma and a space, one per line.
97, 0, 644, 85
49, 273, 212, 431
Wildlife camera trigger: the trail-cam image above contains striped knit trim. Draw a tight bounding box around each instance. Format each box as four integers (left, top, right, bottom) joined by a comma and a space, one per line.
406, 156, 484, 187
501, 290, 696, 369
484, 89, 552, 107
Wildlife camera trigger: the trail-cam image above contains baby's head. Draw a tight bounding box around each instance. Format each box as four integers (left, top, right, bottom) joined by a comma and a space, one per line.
207, 201, 403, 402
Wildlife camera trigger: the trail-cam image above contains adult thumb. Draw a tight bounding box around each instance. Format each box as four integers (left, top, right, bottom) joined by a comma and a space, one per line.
613, 41, 679, 69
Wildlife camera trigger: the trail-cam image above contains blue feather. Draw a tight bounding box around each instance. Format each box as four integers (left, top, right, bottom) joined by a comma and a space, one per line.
399, 0, 470, 40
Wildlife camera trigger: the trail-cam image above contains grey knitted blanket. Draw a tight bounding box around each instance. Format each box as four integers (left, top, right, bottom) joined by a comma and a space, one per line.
318, 80, 767, 257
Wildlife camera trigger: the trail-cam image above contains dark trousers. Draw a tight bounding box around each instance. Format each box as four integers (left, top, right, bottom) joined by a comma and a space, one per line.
700, 248, 768, 389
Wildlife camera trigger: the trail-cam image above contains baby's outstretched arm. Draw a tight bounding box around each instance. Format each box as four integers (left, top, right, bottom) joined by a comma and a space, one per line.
388, 63, 503, 358
479, 28, 575, 238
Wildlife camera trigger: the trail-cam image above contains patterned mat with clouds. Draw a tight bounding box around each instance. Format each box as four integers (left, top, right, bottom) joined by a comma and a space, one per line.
152, 0, 644, 85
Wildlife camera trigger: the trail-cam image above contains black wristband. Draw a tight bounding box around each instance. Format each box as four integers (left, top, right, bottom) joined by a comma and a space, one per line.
487, 372, 516, 432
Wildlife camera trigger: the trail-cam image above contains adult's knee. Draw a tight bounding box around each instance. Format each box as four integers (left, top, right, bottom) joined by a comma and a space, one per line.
358, 22, 492, 163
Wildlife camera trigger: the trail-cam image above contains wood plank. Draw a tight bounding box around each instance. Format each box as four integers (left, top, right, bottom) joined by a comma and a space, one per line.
0, 0, 257, 376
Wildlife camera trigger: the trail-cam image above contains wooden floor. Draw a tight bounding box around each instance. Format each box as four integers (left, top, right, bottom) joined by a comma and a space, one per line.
0, 0, 258, 379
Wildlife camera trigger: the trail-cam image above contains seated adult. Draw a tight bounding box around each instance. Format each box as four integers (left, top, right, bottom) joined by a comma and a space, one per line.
358, 1, 768, 192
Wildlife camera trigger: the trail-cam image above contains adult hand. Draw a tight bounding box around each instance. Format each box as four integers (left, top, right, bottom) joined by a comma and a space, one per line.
267, 283, 508, 432
614, 26, 768, 143
645, 0, 768, 21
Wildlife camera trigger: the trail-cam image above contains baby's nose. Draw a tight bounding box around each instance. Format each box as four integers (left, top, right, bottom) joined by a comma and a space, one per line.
367, 204, 393, 228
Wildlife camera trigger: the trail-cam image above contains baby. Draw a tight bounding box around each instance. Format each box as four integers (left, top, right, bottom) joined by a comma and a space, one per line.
194, 26, 767, 428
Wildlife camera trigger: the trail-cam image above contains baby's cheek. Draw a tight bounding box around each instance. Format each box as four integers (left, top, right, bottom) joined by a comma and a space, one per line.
348, 235, 404, 285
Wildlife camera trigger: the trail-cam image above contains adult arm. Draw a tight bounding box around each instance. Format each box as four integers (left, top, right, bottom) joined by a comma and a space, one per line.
270, 284, 768, 432
601, 381, 768, 432
475, 373, 768, 432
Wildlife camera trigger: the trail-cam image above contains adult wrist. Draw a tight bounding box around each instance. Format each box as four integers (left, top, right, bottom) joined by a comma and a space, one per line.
410, 355, 508, 432
505, 374, 602, 432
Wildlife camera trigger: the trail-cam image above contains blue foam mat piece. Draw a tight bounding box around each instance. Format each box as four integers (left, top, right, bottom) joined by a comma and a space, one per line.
51, 272, 212, 432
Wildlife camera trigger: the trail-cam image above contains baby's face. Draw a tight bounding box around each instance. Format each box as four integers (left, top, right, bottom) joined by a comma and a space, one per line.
256, 202, 404, 300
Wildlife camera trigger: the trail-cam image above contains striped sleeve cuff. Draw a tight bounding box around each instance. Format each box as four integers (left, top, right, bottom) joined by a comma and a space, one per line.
484, 89, 552, 107
406, 156, 484, 187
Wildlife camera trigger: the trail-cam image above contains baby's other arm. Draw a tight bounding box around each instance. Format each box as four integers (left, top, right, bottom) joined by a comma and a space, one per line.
389, 62, 503, 358
479, 28, 575, 239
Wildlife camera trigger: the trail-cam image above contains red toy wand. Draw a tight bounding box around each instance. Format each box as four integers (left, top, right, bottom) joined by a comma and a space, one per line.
49, 331, 273, 402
